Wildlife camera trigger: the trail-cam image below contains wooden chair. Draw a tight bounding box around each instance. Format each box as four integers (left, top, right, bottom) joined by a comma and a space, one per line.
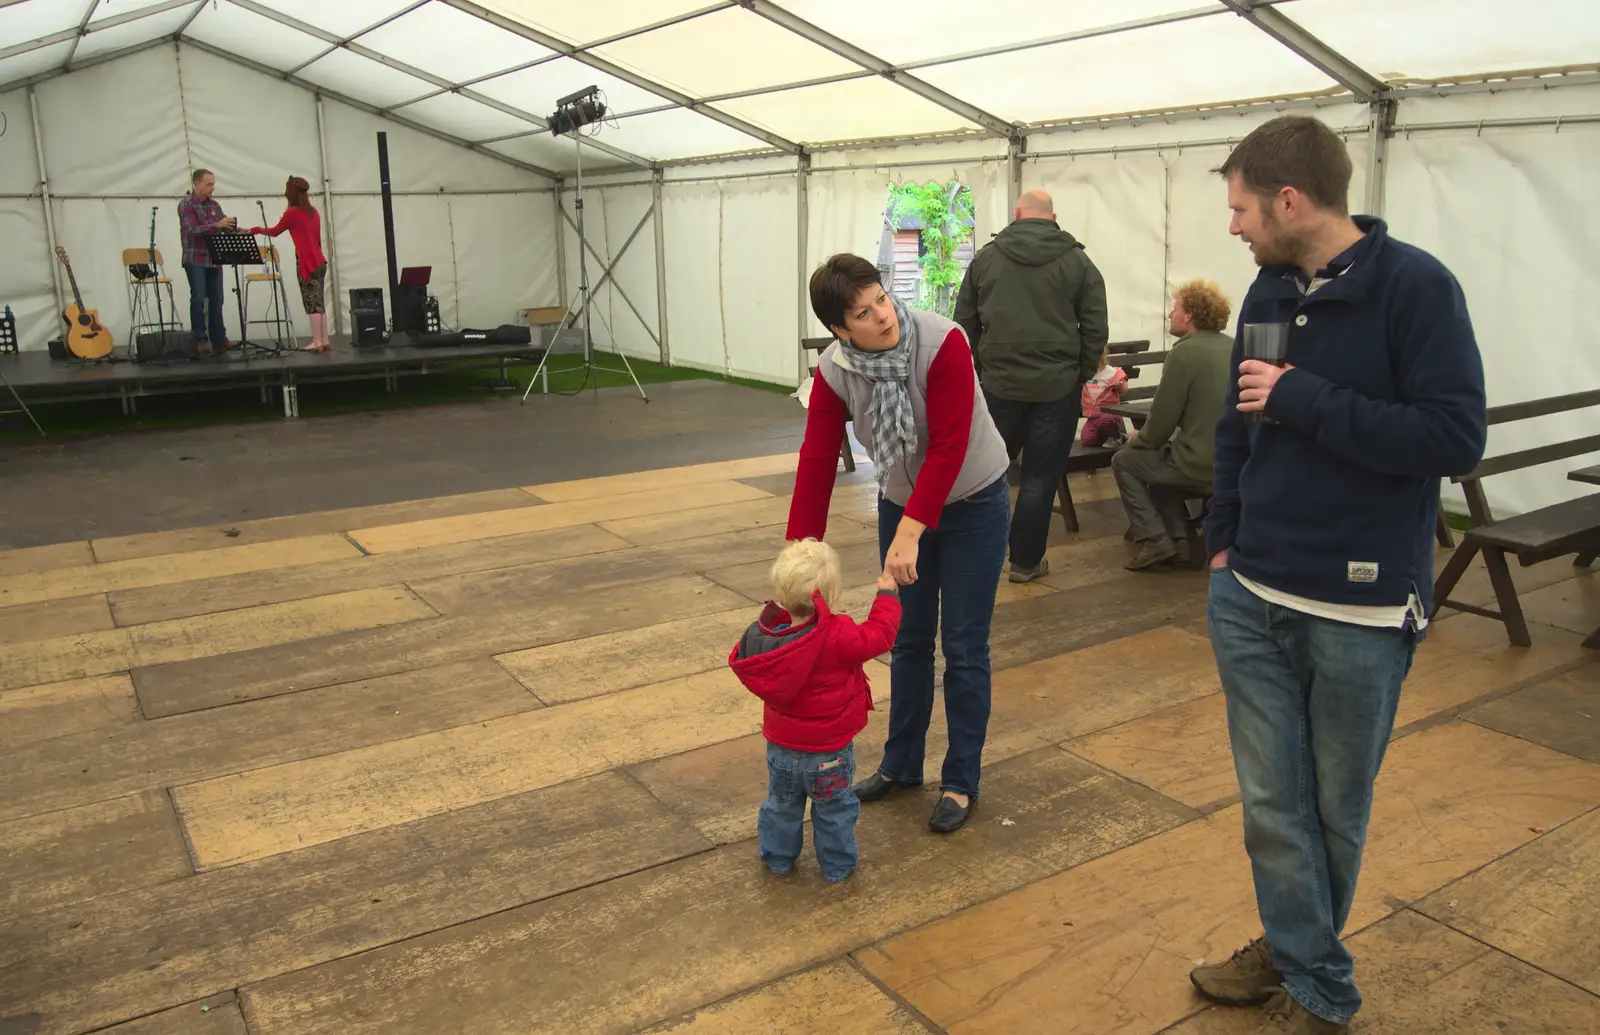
122, 247, 175, 342
244, 244, 282, 315
1431, 388, 1600, 648
800, 336, 855, 473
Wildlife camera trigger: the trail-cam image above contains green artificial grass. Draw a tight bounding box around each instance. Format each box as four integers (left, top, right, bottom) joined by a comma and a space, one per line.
0, 351, 792, 443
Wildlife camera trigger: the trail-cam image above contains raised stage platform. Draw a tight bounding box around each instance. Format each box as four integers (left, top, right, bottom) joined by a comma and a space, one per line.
0, 336, 549, 421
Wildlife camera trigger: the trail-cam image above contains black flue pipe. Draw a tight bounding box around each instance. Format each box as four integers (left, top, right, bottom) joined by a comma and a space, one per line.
377, 132, 401, 336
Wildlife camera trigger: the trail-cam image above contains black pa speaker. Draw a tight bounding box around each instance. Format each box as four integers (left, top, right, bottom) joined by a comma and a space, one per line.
395, 285, 427, 334
351, 309, 388, 348
135, 330, 197, 362
349, 287, 384, 315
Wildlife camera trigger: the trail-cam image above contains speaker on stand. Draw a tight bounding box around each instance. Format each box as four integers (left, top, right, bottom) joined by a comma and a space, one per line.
350, 287, 387, 348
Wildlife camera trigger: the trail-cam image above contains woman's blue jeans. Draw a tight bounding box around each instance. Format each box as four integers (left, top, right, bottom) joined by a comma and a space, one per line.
874, 476, 1010, 799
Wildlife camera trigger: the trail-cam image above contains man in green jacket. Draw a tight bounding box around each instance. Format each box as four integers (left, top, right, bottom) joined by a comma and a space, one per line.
1112, 278, 1234, 570
954, 189, 1109, 583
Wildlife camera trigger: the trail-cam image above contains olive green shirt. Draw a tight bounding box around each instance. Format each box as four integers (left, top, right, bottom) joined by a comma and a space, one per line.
1128, 330, 1233, 482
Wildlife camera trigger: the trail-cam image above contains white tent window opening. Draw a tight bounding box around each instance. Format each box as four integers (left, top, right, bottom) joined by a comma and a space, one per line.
0, 0, 1597, 513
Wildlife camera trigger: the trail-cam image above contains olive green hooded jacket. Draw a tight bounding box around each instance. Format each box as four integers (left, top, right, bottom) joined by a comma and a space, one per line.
954, 218, 1110, 403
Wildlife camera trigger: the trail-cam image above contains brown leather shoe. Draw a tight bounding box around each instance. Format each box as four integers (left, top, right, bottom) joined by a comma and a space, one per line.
1191, 937, 1281, 1006
1253, 988, 1348, 1033
1126, 539, 1177, 571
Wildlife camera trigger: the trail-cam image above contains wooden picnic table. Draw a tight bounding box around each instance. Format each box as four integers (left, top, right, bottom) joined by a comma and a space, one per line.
1102, 400, 1151, 422
1568, 465, 1600, 486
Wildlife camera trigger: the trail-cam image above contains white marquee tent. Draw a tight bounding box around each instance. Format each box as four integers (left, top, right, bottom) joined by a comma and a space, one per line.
1, 0, 1597, 516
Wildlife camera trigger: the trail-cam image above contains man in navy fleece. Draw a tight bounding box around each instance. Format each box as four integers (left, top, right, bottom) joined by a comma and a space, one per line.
1188, 117, 1487, 1035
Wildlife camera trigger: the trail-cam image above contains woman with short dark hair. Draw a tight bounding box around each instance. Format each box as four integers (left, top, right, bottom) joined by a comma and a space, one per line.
787, 253, 1011, 833
249, 176, 330, 352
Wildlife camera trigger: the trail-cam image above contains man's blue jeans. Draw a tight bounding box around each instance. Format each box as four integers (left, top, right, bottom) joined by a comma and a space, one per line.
983, 390, 1081, 569
758, 742, 859, 883
184, 263, 227, 345
875, 475, 1010, 799
1208, 567, 1418, 1025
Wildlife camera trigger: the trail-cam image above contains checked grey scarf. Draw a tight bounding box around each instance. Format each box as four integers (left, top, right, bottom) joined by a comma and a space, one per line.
840, 296, 919, 491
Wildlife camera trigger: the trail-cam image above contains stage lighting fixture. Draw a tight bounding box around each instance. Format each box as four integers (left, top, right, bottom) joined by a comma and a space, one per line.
548, 86, 606, 137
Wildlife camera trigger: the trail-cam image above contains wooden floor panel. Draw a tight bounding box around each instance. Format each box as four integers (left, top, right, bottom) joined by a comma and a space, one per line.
3, 453, 1595, 1034
88, 488, 544, 563
0, 673, 139, 750
1167, 909, 1600, 1034
0, 586, 434, 691
1, 773, 708, 1035
1417, 808, 1600, 995
855, 721, 1600, 1035
0, 660, 539, 824
1466, 662, 1600, 762
349, 481, 772, 553
641, 960, 934, 1034
129, 574, 750, 717
0, 791, 190, 916
0, 593, 115, 644
0, 539, 94, 577
524, 453, 800, 503
97, 993, 249, 1035
0, 535, 360, 608
237, 748, 1193, 1035
107, 524, 629, 627
173, 661, 883, 870
496, 608, 754, 705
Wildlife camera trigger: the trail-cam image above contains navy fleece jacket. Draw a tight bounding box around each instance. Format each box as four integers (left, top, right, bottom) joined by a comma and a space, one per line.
1204, 217, 1487, 614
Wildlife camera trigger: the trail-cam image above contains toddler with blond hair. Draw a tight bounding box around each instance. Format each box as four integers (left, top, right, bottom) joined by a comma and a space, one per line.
729, 538, 901, 883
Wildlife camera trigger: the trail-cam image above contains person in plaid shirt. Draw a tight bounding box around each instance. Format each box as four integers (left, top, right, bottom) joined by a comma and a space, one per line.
177, 169, 237, 350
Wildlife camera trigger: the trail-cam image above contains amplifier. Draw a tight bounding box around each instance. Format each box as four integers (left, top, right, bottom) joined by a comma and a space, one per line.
349, 287, 384, 314
135, 330, 197, 362
351, 309, 388, 348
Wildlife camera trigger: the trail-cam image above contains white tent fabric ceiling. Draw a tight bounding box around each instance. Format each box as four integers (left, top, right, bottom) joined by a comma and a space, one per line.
3, 0, 1598, 170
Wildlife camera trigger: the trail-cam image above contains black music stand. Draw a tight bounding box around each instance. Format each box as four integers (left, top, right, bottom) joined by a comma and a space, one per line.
205, 232, 275, 357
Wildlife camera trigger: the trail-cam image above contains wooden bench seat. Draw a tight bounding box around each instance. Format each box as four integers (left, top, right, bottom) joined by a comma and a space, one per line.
1465, 494, 1600, 565
1431, 388, 1600, 649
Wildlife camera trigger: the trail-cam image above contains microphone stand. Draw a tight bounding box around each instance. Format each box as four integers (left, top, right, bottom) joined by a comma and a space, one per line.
149, 206, 167, 357
255, 200, 292, 350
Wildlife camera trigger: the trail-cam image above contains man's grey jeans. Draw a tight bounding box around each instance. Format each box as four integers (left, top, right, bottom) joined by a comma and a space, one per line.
1111, 443, 1210, 543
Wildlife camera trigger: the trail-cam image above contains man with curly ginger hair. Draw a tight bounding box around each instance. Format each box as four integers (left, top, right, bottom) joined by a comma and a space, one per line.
1112, 278, 1234, 569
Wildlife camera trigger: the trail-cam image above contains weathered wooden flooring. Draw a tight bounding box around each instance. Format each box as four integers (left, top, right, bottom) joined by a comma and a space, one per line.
0, 457, 1595, 1035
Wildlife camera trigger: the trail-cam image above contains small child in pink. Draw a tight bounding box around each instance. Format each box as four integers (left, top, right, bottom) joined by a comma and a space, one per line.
1081, 347, 1129, 448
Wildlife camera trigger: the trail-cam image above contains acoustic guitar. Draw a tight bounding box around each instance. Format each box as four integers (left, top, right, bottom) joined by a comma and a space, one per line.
55, 246, 115, 360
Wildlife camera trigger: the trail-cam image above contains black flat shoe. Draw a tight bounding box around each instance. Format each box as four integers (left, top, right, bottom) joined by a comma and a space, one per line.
854, 773, 918, 803
928, 794, 973, 833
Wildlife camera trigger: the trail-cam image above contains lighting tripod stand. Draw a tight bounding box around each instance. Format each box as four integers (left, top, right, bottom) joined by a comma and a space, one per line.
523, 86, 649, 404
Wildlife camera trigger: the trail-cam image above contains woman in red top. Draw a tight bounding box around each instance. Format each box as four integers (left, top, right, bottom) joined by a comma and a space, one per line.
791, 254, 1011, 833
249, 176, 330, 352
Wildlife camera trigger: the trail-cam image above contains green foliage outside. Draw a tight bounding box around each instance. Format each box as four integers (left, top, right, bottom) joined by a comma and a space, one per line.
887, 180, 975, 318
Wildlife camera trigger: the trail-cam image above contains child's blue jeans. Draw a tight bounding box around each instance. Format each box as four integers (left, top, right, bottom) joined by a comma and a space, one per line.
758, 741, 859, 883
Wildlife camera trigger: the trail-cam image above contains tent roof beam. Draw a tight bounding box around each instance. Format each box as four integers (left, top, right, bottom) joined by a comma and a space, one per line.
224, 0, 653, 170
439, 0, 805, 156
180, 37, 563, 181
0, 0, 193, 64
1218, 0, 1385, 102
737, 0, 1015, 138
62, 0, 100, 69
